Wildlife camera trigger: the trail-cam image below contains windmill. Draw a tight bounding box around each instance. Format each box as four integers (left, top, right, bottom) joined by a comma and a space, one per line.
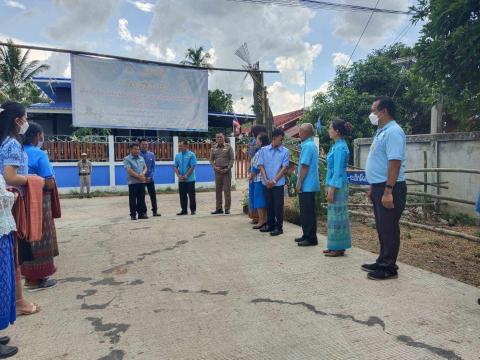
235, 43, 273, 136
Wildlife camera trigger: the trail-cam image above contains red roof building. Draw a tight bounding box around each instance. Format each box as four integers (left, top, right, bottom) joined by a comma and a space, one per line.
274, 109, 304, 138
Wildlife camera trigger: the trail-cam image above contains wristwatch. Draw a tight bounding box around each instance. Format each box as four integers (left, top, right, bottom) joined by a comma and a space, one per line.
385, 184, 393, 189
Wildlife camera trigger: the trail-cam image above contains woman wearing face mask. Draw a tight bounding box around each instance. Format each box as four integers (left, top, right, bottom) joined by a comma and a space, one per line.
21, 121, 59, 291
324, 118, 352, 257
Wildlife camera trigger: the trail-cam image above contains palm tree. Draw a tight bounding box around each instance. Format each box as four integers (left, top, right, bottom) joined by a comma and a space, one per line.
180, 46, 211, 68
0, 39, 50, 103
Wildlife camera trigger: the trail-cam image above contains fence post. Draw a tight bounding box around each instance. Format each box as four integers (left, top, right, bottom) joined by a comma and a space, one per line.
108, 135, 116, 189
173, 136, 179, 188
314, 136, 319, 151
230, 136, 237, 187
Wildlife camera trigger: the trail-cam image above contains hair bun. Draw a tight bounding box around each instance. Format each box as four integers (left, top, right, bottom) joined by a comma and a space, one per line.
344, 122, 353, 132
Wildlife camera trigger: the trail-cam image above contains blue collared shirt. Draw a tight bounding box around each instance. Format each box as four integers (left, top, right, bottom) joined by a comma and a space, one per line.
258, 144, 290, 186
140, 150, 156, 178
326, 139, 349, 189
297, 137, 320, 192
25, 144, 54, 179
365, 120, 406, 184
174, 150, 197, 182
124, 154, 146, 185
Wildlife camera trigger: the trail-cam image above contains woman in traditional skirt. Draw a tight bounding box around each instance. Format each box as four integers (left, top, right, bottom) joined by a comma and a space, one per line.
250, 134, 270, 230
0, 174, 19, 358
324, 119, 352, 257
21, 121, 59, 291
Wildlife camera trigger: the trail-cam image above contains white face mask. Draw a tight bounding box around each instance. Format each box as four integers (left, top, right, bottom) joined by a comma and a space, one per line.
368, 113, 379, 126
37, 140, 44, 149
18, 121, 29, 135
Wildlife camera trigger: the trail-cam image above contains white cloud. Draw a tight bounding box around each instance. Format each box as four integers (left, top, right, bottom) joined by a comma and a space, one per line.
144, 0, 321, 113
4, 0, 25, 10
333, 0, 409, 46
274, 42, 322, 86
127, 0, 154, 12
266, 81, 330, 115
332, 52, 349, 67
0, 34, 70, 77
118, 18, 176, 61
47, 0, 119, 41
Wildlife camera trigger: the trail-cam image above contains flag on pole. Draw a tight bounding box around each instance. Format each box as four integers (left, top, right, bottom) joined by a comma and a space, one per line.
316, 115, 322, 135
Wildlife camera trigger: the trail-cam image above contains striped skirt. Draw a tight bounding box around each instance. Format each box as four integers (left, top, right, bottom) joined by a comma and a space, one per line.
327, 184, 352, 251
20, 193, 59, 280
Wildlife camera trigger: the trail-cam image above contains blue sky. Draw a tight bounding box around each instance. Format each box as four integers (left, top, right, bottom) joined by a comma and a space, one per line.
0, 0, 423, 114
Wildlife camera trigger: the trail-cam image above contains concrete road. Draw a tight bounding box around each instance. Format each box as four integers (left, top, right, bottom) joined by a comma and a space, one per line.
7, 190, 480, 360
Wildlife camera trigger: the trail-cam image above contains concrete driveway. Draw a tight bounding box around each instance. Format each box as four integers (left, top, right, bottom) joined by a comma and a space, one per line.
7, 190, 480, 360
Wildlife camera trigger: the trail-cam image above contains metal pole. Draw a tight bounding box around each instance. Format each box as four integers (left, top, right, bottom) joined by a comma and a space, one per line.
0, 41, 279, 74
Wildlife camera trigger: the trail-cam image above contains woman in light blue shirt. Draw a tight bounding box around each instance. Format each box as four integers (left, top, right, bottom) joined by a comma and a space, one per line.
325, 119, 352, 257
249, 134, 270, 230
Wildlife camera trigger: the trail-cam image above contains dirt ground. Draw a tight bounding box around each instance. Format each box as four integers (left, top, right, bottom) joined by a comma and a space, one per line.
317, 217, 480, 287
284, 197, 480, 288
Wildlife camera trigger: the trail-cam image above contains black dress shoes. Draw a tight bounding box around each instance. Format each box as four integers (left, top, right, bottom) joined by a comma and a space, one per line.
152, 212, 161, 217
0, 344, 18, 359
297, 240, 318, 246
0, 337, 9, 346
270, 229, 283, 236
294, 237, 304, 243
177, 211, 188, 216
211, 209, 224, 215
138, 214, 149, 220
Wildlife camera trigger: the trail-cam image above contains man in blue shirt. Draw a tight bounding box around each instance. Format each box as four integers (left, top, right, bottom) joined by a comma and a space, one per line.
258, 128, 290, 236
174, 141, 197, 215
363, 96, 407, 280
295, 123, 320, 246
124, 143, 148, 220
139, 139, 160, 217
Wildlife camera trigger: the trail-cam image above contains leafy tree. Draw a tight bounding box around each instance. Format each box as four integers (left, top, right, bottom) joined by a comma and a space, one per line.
305, 44, 432, 155
412, 0, 480, 129
208, 89, 233, 113
180, 46, 211, 68
0, 39, 50, 104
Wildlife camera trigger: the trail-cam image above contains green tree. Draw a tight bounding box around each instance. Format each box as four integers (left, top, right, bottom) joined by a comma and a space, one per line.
208, 89, 233, 113
180, 46, 211, 68
0, 39, 50, 104
412, 0, 480, 128
305, 44, 432, 155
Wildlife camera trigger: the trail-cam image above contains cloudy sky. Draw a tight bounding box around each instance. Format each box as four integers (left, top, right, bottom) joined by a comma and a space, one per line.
0, 0, 422, 115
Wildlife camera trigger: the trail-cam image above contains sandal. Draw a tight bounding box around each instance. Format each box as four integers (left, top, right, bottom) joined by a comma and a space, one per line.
324, 250, 345, 257
16, 301, 42, 316
322, 249, 330, 254
252, 223, 266, 230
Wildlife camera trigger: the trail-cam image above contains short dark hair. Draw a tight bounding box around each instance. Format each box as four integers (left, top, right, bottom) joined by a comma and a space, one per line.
375, 96, 396, 118
23, 121, 44, 145
258, 134, 269, 147
272, 128, 285, 139
138, 138, 148, 143
181, 140, 189, 146
251, 124, 266, 138
216, 132, 225, 137
129, 143, 139, 149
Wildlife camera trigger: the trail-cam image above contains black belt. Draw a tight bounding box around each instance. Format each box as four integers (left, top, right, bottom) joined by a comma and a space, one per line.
80, 173, 90, 176
371, 181, 406, 188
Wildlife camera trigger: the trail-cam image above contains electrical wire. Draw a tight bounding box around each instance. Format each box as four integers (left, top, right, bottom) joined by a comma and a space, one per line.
226, 0, 413, 15
345, 0, 380, 67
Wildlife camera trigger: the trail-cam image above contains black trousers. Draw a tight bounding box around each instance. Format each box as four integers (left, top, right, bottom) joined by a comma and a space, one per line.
265, 185, 284, 231
371, 182, 407, 271
145, 180, 158, 212
299, 192, 317, 243
179, 181, 196, 213
128, 183, 147, 217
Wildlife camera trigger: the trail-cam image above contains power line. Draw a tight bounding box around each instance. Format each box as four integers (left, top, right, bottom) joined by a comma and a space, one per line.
227, 0, 413, 15
345, 0, 380, 67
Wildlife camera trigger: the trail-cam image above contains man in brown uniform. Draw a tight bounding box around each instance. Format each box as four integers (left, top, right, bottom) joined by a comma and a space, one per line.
210, 133, 234, 215
78, 152, 92, 198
